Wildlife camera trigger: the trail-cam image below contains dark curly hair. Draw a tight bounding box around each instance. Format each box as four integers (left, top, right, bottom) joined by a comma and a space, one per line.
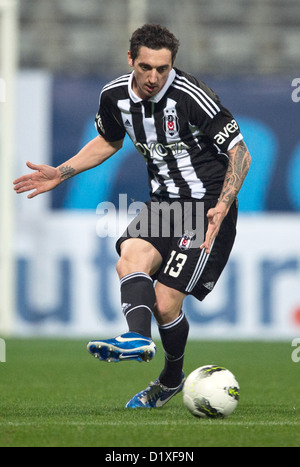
129, 24, 180, 64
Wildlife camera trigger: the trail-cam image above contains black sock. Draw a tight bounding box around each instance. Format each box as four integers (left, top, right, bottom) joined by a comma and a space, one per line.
158, 312, 189, 388
120, 272, 155, 339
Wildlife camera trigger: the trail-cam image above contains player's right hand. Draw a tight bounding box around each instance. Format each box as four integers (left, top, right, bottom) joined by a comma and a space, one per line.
13, 161, 61, 199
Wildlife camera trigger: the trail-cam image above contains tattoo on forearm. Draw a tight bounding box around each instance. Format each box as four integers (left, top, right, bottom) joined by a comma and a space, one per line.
220, 140, 251, 208
59, 165, 76, 181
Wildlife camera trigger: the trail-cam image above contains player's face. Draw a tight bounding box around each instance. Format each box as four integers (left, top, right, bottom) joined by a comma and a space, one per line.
128, 46, 173, 100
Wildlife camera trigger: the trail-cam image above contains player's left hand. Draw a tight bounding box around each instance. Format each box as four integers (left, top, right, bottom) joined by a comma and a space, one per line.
200, 204, 228, 254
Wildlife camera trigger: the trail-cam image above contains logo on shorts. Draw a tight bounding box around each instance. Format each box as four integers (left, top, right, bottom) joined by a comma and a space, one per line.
163, 108, 179, 137
178, 231, 195, 251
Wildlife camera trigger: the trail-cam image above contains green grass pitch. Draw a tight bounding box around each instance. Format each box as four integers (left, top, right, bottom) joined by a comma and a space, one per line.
0, 338, 299, 447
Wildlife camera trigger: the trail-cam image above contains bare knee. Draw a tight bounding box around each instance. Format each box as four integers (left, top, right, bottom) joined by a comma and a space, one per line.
116, 246, 132, 277
116, 256, 125, 278
116, 239, 162, 279
154, 282, 186, 325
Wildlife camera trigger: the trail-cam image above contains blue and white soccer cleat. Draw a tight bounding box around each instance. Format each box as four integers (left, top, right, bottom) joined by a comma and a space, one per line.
125, 373, 185, 408
87, 332, 156, 363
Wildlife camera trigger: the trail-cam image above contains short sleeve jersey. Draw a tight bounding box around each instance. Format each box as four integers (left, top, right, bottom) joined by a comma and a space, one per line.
95, 68, 243, 200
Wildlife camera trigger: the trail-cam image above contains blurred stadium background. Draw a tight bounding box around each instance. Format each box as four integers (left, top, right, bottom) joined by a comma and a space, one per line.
1, 0, 300, 340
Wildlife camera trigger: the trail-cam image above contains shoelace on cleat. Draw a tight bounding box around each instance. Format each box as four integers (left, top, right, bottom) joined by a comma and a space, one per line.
140, 380, 171, 403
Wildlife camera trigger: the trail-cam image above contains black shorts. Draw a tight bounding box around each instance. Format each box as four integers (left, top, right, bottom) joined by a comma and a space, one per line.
116, 196, 237, 301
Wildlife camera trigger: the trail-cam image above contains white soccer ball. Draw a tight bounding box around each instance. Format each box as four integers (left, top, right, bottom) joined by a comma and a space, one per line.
183, 365, 240, 418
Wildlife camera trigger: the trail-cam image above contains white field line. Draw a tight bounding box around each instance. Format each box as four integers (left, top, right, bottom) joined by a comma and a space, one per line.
0, 420, 299, 428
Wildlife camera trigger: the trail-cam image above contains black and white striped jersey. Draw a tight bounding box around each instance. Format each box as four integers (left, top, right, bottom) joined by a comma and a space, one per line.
95, 68, 243, 200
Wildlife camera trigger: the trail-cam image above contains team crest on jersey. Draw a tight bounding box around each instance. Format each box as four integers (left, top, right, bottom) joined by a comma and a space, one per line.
178, 231, 195, 251
163, 108, 179, 137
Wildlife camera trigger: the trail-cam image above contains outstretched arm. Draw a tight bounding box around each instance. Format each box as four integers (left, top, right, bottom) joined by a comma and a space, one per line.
13, 136, 123, 199
200, 139, 251, 254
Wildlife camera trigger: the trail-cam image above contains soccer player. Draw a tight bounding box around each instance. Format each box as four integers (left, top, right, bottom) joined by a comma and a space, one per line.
14, 24, 251, 408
